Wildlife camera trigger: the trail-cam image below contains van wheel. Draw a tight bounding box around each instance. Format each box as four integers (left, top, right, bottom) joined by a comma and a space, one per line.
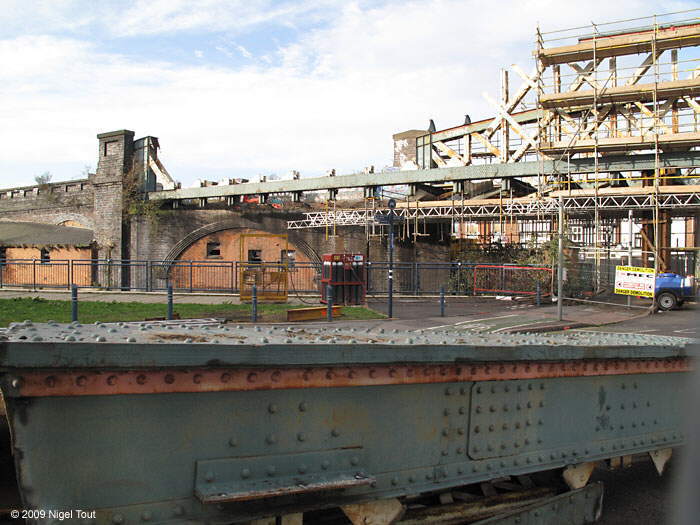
657, 292, 678, 311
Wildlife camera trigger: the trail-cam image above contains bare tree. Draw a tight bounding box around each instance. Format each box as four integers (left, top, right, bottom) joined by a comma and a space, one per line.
34, 171, 52, 186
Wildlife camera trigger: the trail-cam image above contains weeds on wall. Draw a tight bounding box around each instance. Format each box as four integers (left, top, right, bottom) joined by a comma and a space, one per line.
122, 167, 170, 230
34, 172, 60, 205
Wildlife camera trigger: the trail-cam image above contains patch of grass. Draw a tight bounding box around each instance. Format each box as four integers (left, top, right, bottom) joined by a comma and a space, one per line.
0, 297, 384, 326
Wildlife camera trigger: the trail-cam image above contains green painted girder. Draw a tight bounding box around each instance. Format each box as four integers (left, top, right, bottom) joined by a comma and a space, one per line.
421, 109, 541, 143
146, 151, 700, 202
0, 327, 695, 523
1, 374, 687, 524
0, 338, 692, 369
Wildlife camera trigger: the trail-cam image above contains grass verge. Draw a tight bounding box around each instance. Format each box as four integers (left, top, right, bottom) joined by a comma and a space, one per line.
0, 297, 385, 326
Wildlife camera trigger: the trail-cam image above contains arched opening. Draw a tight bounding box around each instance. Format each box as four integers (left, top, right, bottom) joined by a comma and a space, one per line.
168, 228, 319, 293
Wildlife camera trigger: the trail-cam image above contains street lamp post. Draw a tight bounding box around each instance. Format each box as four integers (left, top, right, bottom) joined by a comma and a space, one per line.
387, 198, 396, 318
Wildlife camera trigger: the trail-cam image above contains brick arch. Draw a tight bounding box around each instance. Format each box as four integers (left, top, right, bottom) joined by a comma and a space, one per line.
51, 213, 95, 230
162, 219, 321, 264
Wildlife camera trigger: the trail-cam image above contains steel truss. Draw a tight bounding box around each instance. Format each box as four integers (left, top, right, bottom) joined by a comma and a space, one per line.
287, 190, 700, 229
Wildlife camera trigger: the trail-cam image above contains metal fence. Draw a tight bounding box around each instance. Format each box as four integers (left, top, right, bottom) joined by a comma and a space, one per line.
557, 248, 699, 305
0, 259, 322, 294
366, 262, 552, 296
0, 259, 554, 297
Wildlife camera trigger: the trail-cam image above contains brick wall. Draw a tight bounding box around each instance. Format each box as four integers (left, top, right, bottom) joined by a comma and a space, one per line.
392, 130, 425, 168
1, 246, 94, 286
132, 208, 449, 265
169, 228, 316, 291
0, 179, 94, 227
93, 130, 134, 260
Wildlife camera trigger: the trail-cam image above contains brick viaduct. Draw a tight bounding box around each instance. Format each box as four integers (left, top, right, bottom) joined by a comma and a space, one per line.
0, 130, 447, 279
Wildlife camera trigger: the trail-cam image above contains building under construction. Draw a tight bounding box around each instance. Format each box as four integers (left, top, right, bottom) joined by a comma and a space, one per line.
277, 11, 700, 279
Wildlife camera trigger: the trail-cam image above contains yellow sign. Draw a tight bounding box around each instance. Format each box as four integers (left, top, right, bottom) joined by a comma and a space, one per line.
614, 265, 655, 298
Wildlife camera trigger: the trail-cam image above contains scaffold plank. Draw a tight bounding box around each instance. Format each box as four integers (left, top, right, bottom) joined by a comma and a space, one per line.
538, 23, 700, 66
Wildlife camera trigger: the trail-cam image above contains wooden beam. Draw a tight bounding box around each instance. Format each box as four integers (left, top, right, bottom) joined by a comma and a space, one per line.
482, 66, 539, 139
683, 95, 700, 114
625, 51, 663, 86
431, 149, 448, 167
342, 499, 405, 525
500, 69, 510, 163
483, 92, 537, 150
510, 111, 554, 162
633, 101, 672, 134
470, 132, 501, 157
434, 141, 468, 165
568, 59, 602, 91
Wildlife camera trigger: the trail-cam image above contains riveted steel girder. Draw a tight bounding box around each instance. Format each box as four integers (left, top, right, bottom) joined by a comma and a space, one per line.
0, 324, 695, 524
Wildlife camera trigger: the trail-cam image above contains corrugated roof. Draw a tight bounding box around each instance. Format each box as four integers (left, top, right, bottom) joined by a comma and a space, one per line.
0, 221, 94, 247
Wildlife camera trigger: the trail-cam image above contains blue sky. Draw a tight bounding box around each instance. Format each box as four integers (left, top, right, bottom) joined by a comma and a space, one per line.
1, 0, 696, 188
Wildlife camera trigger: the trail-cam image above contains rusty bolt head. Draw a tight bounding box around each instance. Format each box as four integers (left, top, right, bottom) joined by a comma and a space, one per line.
136, 374, 147, 385
76, 376, 88, 387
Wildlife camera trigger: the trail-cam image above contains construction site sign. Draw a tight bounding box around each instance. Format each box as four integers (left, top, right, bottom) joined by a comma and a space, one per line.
614, 266, 655, 298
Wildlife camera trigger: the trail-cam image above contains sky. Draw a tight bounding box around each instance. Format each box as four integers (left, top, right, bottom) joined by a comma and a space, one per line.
1, 0, 696, 188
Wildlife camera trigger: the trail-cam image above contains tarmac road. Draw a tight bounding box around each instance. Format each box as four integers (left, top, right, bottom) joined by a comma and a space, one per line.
574, 301, 698, 338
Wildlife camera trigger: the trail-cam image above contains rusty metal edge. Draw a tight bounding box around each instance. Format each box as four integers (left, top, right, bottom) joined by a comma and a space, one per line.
3, 357, 691, 398
195, 476, 374, 503
471, 482, 604, 524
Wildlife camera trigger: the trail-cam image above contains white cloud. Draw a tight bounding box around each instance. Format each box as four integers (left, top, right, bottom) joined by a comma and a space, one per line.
0, 0, 345, 38
237, 45, 253, 59
1, 0, 696, 187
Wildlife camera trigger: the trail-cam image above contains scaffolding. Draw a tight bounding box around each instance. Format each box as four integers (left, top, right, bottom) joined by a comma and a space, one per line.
287, 9, 700, 275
